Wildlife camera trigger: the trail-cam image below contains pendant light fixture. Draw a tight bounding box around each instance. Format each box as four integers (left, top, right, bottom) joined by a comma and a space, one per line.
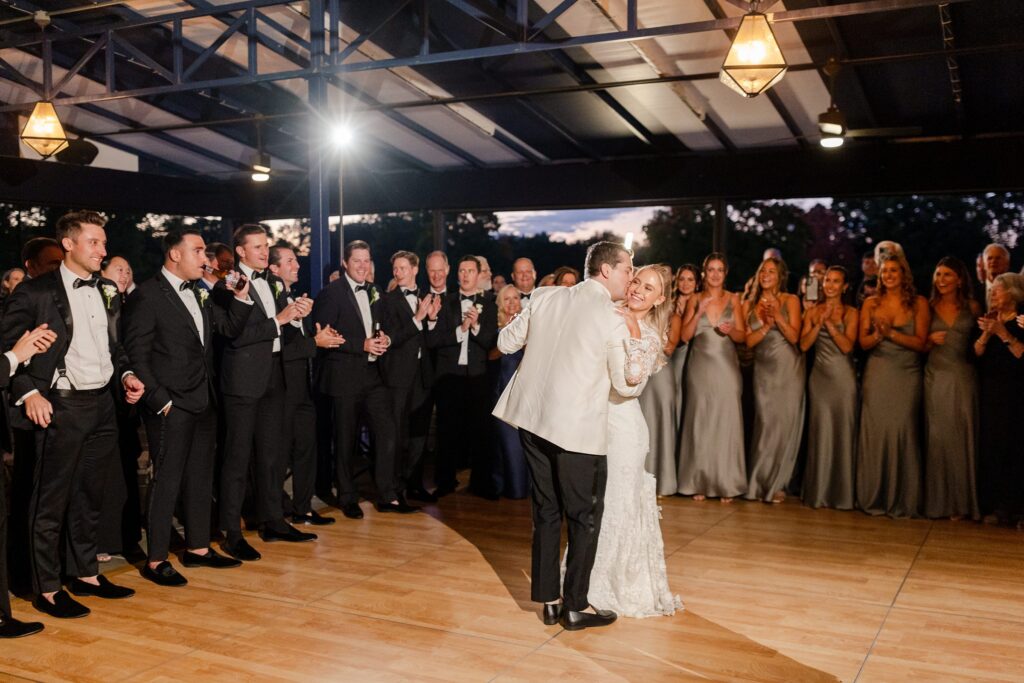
719, 6, 788, 98
20, 101, 70, 158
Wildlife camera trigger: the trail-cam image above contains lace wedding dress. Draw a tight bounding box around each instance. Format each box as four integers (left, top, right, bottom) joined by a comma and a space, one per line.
587, 322, 683, 618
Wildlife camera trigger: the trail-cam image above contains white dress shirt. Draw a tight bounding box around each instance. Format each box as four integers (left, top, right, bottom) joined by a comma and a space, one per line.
401, 286, 423, 358
55, 263, 114, 390
346, 273, 375, 361
238, 262, 281, 353
162, 267, 204, 344
455, 292, 481, 366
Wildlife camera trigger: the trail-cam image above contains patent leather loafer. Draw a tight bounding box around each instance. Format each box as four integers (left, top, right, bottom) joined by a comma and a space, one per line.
543, 604, 563, 626
222, 537, 262, 562
32, 591, 89, 619
341, 503, 364, 519
559, 608, 617, 631
0, 615, 44, 638
182, 547, 241, 569
68, 575, 135, 599
141, 561, 188, 587
291, 511, 335, 526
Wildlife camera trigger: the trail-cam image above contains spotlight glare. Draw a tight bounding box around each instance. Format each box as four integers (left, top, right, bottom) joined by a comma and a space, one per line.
251, 171, 270, 182
820, 135, 844, 149
331, 123, 353, 148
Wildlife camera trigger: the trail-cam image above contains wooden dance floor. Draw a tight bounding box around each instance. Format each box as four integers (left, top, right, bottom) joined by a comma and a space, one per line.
3, 493, 1023, 682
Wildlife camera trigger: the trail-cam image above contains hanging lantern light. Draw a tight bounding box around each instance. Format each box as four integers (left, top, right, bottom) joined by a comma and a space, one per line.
719, 11, 788, 98
20, 101, 69, 158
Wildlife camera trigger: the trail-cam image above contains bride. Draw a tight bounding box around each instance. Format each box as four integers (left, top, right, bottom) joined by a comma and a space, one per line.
587, 264, 683, 618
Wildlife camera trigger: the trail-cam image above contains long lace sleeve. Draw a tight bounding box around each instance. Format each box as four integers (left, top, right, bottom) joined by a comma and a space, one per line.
623, 330, 664, 386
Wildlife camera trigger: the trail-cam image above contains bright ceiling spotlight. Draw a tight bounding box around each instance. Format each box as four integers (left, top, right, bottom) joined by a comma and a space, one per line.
330, 122, 354, 148
20, 101, 69, 158
719, 10, 788, 98
819, 134, 844, 148
251, 152, 271, 182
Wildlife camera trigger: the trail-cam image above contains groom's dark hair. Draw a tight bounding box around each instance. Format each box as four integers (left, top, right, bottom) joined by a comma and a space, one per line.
585, 241, 629, 278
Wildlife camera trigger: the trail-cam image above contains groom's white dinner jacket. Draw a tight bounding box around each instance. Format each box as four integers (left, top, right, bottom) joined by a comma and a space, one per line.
493, 277, 643, 456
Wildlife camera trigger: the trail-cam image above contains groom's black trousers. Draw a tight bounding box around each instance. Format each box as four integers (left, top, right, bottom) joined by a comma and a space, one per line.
519, 429, 607, 612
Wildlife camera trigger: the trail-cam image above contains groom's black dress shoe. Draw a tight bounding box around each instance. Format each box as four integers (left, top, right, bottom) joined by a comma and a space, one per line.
0, 615, 44, 638
542, 604, 563, 625
68, 575, 135, 599
559, 607, 617, 631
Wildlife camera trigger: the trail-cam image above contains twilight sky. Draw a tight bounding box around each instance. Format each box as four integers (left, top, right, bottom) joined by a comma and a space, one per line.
495, 207, 661, 245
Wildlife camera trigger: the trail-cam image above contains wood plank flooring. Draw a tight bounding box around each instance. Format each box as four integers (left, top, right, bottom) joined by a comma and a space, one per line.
2, 493, 1023, 682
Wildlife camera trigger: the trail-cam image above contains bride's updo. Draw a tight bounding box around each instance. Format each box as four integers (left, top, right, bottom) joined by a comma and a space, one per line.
635, 264, 674, 347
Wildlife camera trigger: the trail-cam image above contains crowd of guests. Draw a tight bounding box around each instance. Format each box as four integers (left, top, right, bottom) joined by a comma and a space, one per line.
640, 242, 1024, 531
0, 208, 1021, 640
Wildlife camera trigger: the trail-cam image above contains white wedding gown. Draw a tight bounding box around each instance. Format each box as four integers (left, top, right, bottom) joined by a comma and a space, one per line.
587, 323, 683, 618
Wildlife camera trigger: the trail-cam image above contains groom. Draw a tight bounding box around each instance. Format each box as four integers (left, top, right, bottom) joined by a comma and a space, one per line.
493, 241, 642, 630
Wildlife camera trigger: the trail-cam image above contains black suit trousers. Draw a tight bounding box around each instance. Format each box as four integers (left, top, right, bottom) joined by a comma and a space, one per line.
219, 357, 286, 533
435, 373, 494, 493
282, 362, 317, 516
7, 427, 36, 595
30, 391, 118, 593
390, 375, 431, 490
0, 462, 11, 617
144, 403, 217, 560
331, 365, 398, 505
519, 430, 607, 613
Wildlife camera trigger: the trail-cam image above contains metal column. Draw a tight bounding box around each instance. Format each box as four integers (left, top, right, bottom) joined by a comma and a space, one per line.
307, 0, 330, 295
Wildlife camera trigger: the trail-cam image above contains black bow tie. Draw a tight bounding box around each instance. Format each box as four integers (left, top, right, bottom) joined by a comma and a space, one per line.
354, 283, 370, 293
460, 294, 477, 302
73, 276, 98, 289
179, 280, 196, 292
402, 288, 418, 297
519, 291, 531, 300
249, 269, 267, 281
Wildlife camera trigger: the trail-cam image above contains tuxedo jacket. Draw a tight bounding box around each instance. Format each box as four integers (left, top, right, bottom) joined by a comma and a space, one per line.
281, 298, 317, 393
378, 288, 433, 390
213, 272, 290, 398
427, 293, 498, 378
124, 273, 252, 415
0, 269, 132, 422
311, 278, 384, 396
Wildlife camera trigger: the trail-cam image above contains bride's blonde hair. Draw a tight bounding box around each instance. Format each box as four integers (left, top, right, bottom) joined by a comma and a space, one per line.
635, 264, 674, 348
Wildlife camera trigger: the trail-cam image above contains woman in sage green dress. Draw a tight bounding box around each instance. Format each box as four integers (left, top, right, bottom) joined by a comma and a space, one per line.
742, 258, 806, 504
856, 254, 931, 518
677, 254, 747, 502
923, 257, 980, 520
800, 266, 859, 510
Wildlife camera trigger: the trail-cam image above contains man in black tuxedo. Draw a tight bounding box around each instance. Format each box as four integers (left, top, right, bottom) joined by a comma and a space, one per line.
312, 240, 416, 519
427, 255, 499, 498
0, 325, 58, 637
124, 229, 255, 587
268, 242, 343, 526
215, 224, 316, 562
379, 251, 439, 503
2, 210, 146, 619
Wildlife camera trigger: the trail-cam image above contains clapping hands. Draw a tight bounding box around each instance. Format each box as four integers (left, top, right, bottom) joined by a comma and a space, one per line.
314, 323, 345, 349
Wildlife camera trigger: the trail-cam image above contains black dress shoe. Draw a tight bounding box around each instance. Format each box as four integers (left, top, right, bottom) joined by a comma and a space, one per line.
0, 615, 44, 638
181, 547, 242, 569
559, 607, 617, 631
291, 510, 336, 526
32, 591, 90, 619
141, 561, 188, 587
542, 603, 563, 626
341, 503, 364, 519
259, 524, 317, 543
221, 537, 262, 562
406, 487, 438, 503
375, 500, 419, 514
68, 575, 135, 599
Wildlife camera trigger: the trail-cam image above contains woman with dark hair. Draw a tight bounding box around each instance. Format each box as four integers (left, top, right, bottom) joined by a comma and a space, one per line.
974, 273, 1024, 526
742, 257, 806, 504
800, 266, 859, 509
677, 253, 747, 502
857, 253, 930, 517
550, 266, 581, 287
640, 264, 698, 495
924, 257, 981, 520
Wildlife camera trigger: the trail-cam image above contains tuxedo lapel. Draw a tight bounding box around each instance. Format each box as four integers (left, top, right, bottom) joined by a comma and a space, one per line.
49, 270, 73, 341
157, 273, 202, 344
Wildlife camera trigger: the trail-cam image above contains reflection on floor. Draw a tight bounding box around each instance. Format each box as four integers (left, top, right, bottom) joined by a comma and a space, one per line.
3, 492, 1023, 682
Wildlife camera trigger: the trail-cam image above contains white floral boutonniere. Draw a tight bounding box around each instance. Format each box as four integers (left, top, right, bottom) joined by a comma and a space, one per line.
197, 288, 209, 307
272, 280, 283, 298
474, 303, 483, 315
100, 283, 118, 310
369, 286, 380, 306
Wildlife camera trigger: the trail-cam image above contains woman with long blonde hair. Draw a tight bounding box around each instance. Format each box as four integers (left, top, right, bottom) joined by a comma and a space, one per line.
587, 264, 681, 618
857, 253, 930, 517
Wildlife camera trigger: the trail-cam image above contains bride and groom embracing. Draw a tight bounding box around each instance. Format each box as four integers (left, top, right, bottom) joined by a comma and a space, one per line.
493, 242, 681, 631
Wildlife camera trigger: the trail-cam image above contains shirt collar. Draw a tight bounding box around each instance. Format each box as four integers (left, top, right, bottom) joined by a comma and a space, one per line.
60, 262, 92, 290
161, 266, 185, 291
345, 272, 366, 293
237, 261, 256, 278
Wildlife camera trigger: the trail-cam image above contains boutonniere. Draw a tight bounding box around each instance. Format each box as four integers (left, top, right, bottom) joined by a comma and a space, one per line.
369, 286, 380, 306
196, 288, 209, 307
474, 303, 483, 314
100, 283, 118, 310
272, 280, 283, 298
